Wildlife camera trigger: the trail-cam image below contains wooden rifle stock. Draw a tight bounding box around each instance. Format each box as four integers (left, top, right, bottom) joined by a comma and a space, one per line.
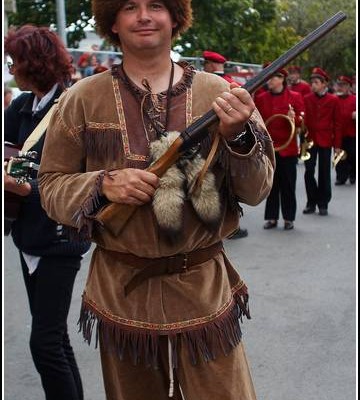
97, 11, 347, 236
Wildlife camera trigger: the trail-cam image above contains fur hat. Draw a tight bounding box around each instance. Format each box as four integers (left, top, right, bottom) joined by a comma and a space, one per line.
92, 0, 193, 48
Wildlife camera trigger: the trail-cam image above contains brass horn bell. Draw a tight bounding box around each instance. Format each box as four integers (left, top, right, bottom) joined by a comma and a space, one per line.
332, 149, 347, 168
299, 135, 314, 161
265, 113, 296, 152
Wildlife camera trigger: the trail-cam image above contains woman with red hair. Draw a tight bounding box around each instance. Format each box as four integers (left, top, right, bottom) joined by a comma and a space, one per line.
4, 25, 91, 400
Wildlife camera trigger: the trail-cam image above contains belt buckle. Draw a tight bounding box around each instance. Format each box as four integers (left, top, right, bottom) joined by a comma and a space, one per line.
167, 253, 188, 274
182, 253, 188, 272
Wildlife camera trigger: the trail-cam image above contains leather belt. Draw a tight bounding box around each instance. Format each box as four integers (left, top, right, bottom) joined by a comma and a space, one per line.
105, 241, 223, 296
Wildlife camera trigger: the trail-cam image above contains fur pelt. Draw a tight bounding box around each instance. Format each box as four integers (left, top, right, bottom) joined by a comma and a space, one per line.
150, 132, 186, 234
149, 131, 221, 234
180, 154, 221, 226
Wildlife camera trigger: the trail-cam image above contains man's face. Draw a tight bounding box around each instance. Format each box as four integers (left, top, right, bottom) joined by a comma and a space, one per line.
267, 75, 284, 91
288, 72, 300, 84
111, 0, 176, 53
203, 60, 215, 73
351, 81, 356, 94
335, 82, 351, 96
310, 78, 327, 94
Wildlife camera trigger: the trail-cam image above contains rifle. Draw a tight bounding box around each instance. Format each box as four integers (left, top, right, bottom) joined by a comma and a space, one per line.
97, 11, 347, 236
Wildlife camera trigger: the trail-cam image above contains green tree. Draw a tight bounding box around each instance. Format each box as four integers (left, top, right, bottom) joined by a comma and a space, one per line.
7, 0, 356, 76
282, 0, 356, 77
8, 0, 93, 47
178, 0, 276, 62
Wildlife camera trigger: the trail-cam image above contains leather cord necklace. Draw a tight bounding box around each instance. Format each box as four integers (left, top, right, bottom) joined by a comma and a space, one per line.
120, 60, 175, 138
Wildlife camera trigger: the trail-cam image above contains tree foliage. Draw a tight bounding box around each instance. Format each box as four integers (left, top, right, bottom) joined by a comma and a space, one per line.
281, 0, 356, 78
7, 0, 356, 76
177, 0, 302, 64
8, 0, 93, 47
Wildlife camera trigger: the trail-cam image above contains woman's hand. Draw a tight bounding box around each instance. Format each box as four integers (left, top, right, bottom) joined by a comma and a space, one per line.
4, 171, 31, 196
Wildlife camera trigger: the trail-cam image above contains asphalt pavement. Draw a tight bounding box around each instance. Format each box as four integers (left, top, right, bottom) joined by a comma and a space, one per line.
3, 162, 357, 400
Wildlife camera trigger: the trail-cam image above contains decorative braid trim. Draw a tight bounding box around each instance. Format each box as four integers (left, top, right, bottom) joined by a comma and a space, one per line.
78, 282, 250, 367
111, 62, 195, 98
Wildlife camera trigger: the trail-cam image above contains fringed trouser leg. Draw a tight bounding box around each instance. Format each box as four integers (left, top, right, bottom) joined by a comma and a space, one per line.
99, 336, 256, 400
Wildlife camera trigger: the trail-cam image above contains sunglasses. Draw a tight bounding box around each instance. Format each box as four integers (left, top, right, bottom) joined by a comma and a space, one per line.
7, 61, 14, 71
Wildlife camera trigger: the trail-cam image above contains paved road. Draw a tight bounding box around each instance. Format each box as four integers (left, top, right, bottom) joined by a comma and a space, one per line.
3, 163, 356, 400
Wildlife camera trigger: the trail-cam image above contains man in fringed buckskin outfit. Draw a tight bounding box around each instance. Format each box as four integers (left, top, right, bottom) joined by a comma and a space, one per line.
38, 1, 275, 399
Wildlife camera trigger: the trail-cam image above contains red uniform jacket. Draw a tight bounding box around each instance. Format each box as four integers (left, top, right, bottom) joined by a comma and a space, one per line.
304, 92, 342, 148
214, 72, 236, 84
289, 80, 311, 98
338, 94, 356, 138
253, 85, 268, 102
255, 88, 305, 157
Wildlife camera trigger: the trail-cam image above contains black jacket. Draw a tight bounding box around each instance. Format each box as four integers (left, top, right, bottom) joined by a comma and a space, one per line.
4, 88, 91, 257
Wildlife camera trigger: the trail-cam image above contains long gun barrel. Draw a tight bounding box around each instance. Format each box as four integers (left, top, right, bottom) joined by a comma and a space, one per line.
97, 11, 347, 236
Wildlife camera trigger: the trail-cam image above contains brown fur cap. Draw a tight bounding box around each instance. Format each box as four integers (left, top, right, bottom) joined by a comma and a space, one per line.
92, 0, 193, 48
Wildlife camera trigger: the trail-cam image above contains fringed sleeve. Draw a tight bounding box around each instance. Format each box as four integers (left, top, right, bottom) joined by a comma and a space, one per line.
38, 94, 110, 239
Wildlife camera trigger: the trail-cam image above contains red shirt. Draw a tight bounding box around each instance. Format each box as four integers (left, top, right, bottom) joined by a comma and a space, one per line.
255, 88, 305, 157
337, 94, 356, 138
304, 92, 342, 148
289, 80, 311, 98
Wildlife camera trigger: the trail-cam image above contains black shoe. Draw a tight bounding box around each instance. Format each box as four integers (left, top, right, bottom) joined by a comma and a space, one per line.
335, 180, 346, 185
284, 221, 294, 230
303, 206, 315, 214
227, 228, 248, 239
349, 178, 356, 184
263, 220, 277, 229
318, 208, 328, 216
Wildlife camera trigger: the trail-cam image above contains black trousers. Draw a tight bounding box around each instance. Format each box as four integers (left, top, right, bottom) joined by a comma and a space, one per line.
304, 146, 332, 210
335, 136, 356, 183
264, 154, 297, 221
20, 253, 83, 400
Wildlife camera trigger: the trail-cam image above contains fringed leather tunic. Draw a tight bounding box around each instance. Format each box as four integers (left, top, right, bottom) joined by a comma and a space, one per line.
38, 63, 275, 368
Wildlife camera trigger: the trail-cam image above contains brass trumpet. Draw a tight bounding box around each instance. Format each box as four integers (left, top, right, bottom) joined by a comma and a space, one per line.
298, 112, 313, 161
332, 149, 347, 168
299, 135, 314, 161
265, 105, 296, 152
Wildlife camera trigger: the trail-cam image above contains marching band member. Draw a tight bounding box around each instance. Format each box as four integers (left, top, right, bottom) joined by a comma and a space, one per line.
302, 67, 342, 216
255, 67, 305, 230
287, 65, 311, 98
334, 75, 356, 185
